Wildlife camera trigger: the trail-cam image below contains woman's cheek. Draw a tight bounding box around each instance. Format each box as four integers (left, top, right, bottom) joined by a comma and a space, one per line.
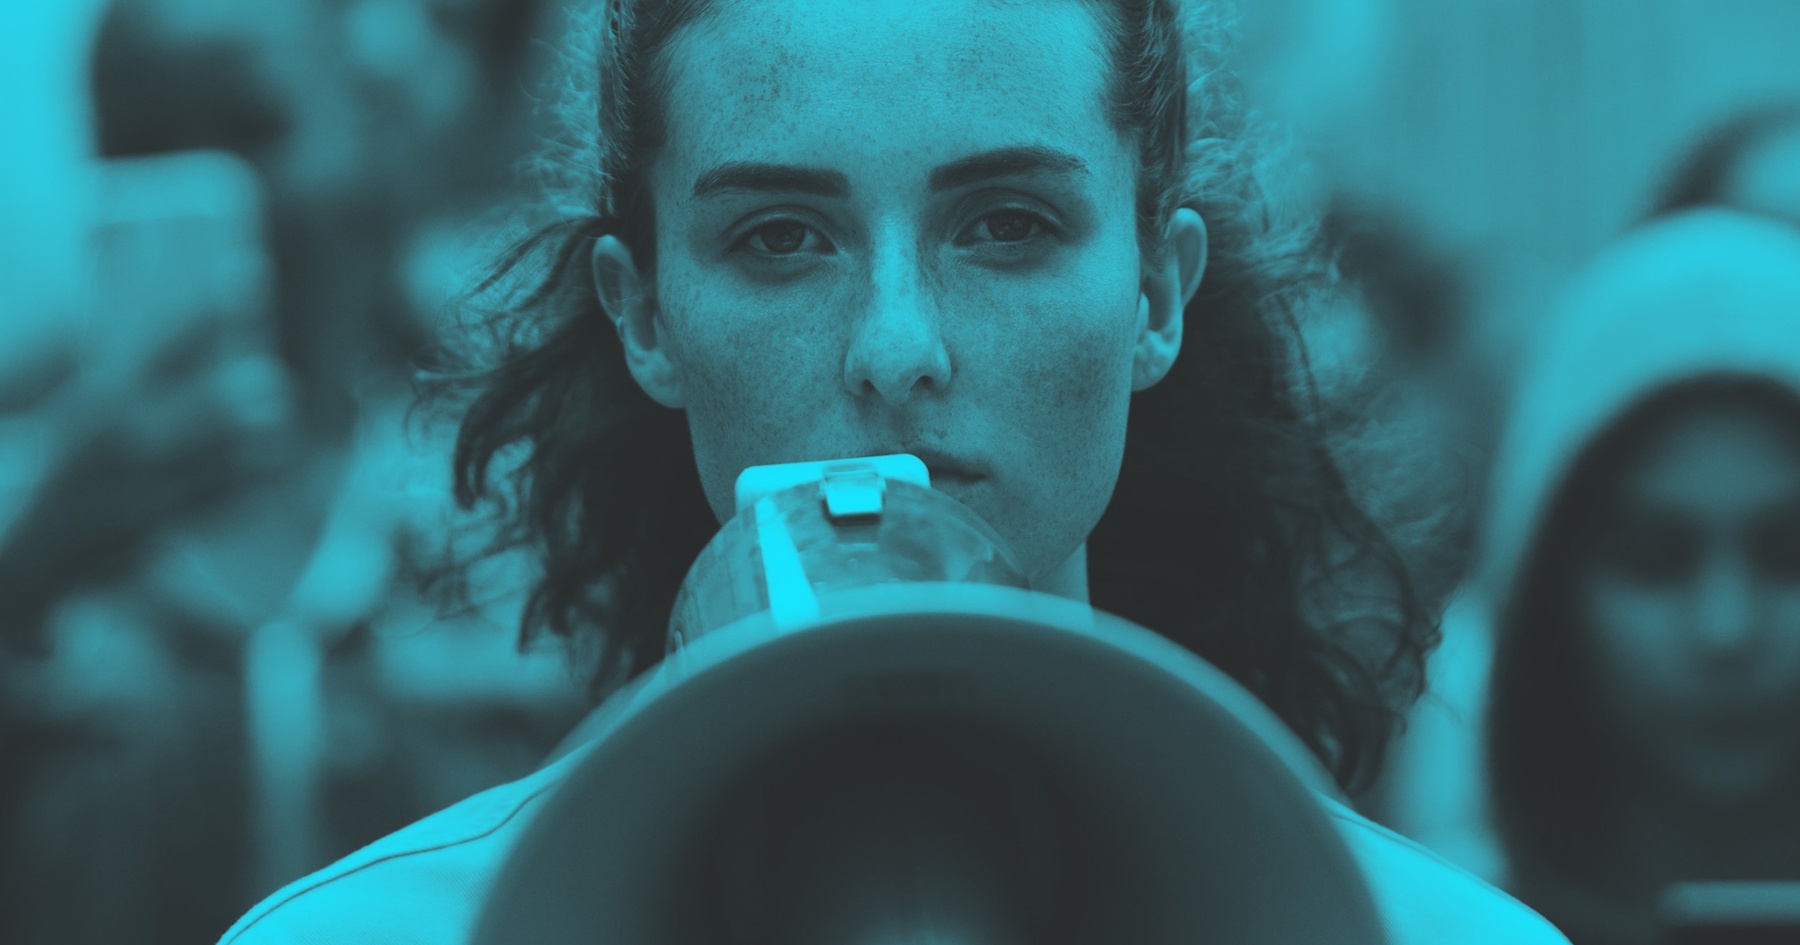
1005, 285, 1139, 419
663, 272, 835, 402
683, 330, 834, 453
657, 287, 834, 505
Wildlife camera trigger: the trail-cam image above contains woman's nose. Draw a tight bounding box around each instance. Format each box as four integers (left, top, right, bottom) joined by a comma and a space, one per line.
842, 239, 951, 405
1692, 554, 1760, 661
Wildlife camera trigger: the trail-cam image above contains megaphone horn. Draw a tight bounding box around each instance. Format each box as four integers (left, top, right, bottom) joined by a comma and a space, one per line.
473, 458, 1388, 945
710, 719, 1080, 945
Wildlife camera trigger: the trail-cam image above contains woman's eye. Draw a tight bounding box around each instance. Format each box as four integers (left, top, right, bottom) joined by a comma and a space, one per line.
1611, 540, 1702, 586
738, 220, 828, 256
1589, 511, 1704, 586
960, 209, 1051, 245
1748, 521, 1800, 582
1596, 526, 1703, 586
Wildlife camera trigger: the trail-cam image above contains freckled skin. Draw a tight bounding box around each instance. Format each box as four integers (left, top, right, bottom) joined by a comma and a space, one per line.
641, 0, 1153, 582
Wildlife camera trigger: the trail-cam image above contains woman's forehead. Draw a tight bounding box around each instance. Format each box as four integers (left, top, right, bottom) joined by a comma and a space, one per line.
656, 0, 1125, 190
1622, 405, 1800, 504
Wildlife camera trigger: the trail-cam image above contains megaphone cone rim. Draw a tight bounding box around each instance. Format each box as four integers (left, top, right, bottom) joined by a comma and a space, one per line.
478, 583, 1388, 944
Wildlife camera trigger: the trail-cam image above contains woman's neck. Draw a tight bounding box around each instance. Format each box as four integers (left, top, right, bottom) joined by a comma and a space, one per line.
1031, 542, 1090, 604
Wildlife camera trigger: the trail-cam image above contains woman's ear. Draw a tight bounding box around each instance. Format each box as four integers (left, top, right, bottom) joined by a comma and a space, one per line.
593, 234, 684, 409
1132, 207, 1208, 392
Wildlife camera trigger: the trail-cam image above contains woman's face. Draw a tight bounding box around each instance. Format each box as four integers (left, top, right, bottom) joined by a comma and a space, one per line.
1575, 401, 1800, 808
597, 0, 1203, 584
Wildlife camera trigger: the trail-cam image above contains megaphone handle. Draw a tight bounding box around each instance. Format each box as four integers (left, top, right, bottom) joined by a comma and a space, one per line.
754, 495, 822, 628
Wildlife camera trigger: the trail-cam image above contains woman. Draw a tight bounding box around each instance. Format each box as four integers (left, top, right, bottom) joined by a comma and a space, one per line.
1488, 212, 1800, 942
218, 0, 1564, 941
1390, 210, 1800, 944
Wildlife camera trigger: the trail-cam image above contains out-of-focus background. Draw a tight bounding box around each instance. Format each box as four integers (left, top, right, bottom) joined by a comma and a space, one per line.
1, 1, 589, 941
0, 0, 1796, 942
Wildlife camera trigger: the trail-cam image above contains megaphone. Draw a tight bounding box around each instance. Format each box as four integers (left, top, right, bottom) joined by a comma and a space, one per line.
473, 456, 1388, 944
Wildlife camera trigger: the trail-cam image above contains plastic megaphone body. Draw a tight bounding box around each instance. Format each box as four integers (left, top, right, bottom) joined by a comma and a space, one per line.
473, 456, 1388, 944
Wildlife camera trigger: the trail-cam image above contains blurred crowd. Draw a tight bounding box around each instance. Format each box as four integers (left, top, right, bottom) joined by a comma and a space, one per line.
1, 1, 589, 941
2, 1, 1798, 944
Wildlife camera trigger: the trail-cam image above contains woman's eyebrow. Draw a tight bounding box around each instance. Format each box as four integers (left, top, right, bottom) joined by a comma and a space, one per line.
689, 145, 1091, 201
928, 145, 1091, 192
692, 162, 850, 199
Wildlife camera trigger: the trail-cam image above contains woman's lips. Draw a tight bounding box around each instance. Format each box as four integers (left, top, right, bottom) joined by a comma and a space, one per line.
898, 447, 987, 483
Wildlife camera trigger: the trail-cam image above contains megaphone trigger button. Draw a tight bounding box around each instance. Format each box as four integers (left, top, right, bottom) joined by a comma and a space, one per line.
819, 465, 887, 522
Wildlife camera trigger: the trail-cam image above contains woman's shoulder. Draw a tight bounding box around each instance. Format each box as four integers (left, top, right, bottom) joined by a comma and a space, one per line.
215, 753, 582, 945
1323, 797, 1570, 944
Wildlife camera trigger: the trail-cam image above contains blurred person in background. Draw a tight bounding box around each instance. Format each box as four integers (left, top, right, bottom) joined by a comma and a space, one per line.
1648, 101, 1800, 227
1388, 210, 1800, 945
89, 0, 556, 439
0, 2, 306, 943
0, 0, 115, 653
1308, 194, 1500, 826
2, 0, 577, 942
1, 3, 318, 941
1313, 193, 1491, 569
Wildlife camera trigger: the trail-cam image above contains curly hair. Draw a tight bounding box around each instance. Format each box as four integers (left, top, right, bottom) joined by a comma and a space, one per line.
422, 0, 1441, 793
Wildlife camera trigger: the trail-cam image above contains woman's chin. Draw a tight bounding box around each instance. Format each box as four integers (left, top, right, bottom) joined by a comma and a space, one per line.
1656, 738, 1800, 815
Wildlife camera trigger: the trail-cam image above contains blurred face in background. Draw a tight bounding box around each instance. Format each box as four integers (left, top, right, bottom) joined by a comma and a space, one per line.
1723, 124, 1800, 227
598, 0, 1202, 585
1573, 398, 1800, 811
